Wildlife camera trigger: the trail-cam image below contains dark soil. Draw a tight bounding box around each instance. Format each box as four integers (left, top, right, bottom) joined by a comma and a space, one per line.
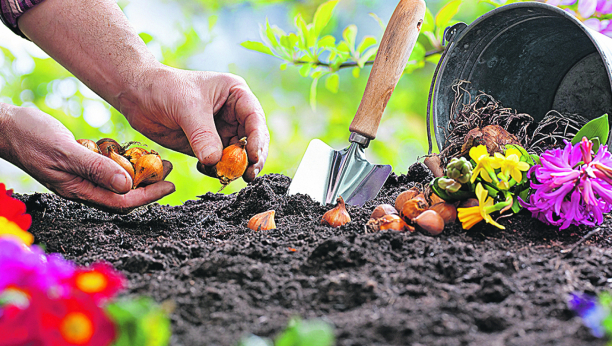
17, 163, 612, 346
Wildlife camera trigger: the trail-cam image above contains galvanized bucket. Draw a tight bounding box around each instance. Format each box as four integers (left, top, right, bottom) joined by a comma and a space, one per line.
428, 2, 612, 152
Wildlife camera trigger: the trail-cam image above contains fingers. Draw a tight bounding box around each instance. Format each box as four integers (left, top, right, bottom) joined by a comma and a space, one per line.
177, 107, 223, 166
162, 160, 173, 179
76, 180, 176, 214
225, 83, 270, 182
63, 142, 133, 194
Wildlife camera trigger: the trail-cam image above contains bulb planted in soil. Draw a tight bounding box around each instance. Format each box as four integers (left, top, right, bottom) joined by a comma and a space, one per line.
248, 210, 276, 231
322, 196, 351, 228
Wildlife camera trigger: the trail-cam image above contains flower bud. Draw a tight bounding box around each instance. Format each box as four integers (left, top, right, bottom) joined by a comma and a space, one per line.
321, 196, 351, 228
446, 157, 473, 184
438, 178, 462, 194
248, 210, 276, 231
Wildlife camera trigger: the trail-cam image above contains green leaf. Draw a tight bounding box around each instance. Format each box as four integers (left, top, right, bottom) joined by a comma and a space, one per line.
431, 178, 452, 201
317, 35, 336, 49
422, 7, 435, 32
510, 195, 521, 214
264, 19, 280, 49
299, 64, 312, 77
288, 33, 299, 48
572, 113, 609, 150
241, 41, 275, 56
105, 297, 171, 346
592, 137, 601, 153
530, 154, 541, 166
352, 67, 360, 78
408, 42, 426, 61
275, 318, 335, 346
358, 47, 377, 67
310, 77, 320, 111
139, 32, 153, 44
435, 0, 462, 29
238, 335, 273, 346
368, 12, 385, 30
280, 63, 288, 71
342, 24, 358, 52
357, 36, 377, 54
208, 14, 218, 31
313, 0, 339, 38
336, 41, 350, 53
325, 73, 339, 93
295, 14, 310, 49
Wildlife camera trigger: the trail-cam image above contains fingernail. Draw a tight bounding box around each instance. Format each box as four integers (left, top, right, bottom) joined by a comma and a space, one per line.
110, 173, 129, 193
198, 147, 218, 165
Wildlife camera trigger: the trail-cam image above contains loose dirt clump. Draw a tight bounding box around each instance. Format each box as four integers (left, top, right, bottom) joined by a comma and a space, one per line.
15, 166, 612, 346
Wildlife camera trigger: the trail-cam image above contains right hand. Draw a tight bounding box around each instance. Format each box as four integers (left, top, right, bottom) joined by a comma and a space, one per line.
0, 104, 175, 213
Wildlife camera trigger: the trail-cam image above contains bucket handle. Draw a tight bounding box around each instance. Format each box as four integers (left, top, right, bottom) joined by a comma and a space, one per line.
426, 22, 468, 155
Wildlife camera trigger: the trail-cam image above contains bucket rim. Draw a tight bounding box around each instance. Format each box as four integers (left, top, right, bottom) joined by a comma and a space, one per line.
430, 1, 612, 152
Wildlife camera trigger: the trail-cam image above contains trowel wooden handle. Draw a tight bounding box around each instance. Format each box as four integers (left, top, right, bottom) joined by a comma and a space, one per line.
349, 0, 426, 140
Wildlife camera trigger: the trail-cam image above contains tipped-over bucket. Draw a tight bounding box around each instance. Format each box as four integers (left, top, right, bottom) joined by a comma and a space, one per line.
430, 2, 612, 151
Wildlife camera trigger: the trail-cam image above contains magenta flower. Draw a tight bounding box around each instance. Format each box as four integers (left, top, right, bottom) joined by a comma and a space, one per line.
597, 0, 612, 14
0, 239, 75, 295
578, 0, 598, 18
520, 138, 612, 229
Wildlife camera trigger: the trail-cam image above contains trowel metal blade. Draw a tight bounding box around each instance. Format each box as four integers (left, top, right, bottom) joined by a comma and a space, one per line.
287, 139, 392, 206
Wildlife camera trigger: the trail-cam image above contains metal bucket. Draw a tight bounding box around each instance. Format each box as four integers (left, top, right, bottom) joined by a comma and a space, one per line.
429, 2, 612, 151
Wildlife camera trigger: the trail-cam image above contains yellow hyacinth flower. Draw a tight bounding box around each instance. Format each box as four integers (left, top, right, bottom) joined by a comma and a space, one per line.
457, 183, 505, 230
0, 216, 34, 246
469, 145, 500, 183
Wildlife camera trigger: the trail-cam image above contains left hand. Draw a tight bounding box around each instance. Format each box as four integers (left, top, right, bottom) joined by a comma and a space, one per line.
118, 66, 270, 182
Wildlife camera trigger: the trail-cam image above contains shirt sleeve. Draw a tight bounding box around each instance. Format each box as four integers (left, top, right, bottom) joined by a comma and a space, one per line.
1, 0, 46, 38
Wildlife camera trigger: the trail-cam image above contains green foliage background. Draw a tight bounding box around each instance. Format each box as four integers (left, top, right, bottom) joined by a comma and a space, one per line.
0, 0, 555, 206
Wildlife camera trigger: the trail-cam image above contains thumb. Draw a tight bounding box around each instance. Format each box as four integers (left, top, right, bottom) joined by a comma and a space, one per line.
67, 144, 133, 194
178, 110, 223, 165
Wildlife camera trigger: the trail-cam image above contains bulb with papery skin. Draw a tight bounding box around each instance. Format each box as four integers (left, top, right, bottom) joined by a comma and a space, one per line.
248, 210, 276, 231
202, 137, 249, 191
77, 139, 100, 154
132, 154, 163, 188
321, 196, 351, 228
97, 138, 122, 157
109, 151, 135, 182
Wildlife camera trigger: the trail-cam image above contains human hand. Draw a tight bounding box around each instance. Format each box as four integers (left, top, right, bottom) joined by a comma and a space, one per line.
0, 104, 175, 213
118, 66, 270, 182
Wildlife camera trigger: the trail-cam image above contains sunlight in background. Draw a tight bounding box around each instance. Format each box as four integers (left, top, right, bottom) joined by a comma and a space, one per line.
0, 0, 472, 205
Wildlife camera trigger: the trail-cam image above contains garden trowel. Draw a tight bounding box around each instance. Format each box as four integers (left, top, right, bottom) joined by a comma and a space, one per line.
287, 0, 426, 206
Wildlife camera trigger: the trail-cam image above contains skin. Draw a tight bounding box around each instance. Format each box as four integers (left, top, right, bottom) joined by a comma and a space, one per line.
0, 0, 269, 213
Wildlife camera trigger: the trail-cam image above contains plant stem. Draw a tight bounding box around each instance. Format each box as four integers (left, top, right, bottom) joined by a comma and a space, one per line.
293, 48, 444, 69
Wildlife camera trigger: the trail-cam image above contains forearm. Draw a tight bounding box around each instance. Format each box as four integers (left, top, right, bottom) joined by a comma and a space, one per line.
18, 0, 159, 110
0, 103, 11, 162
